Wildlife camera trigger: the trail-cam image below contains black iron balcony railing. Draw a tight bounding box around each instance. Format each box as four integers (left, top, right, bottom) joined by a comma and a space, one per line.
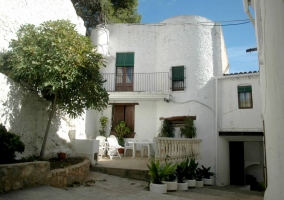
102, 72, 170, 92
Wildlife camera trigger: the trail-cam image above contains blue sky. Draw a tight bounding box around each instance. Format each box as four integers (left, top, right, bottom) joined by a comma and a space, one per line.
137, 0, 258, 73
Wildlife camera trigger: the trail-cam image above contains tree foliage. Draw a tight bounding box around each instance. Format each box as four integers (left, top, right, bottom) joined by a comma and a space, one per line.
71, 0, 141, 34
0, 20, 109, 158
0, 20, 109, 117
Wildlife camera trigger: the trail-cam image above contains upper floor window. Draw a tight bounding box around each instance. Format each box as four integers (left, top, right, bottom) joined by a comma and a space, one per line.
238, 85, 253, 109
172, 66, 185, 91
115, 52, 134, 91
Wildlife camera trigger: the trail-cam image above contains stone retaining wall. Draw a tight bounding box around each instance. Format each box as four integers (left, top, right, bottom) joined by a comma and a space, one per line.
0, 161, 50, 193
0, 159, 90, 193
47, 159, 90, 188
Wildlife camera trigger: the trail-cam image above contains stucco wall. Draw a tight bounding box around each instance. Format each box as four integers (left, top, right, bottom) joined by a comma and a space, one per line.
218, 74, 262, 131
0, 0, 85, 158
89, 15, 228, 174
251, 0, 284, 199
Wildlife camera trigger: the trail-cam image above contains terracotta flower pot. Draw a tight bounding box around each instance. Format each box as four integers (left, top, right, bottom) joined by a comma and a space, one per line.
57, 152, 67, 160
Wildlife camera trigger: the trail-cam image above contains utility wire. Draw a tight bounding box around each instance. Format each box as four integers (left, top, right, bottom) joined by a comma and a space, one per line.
201, 21, 251, 26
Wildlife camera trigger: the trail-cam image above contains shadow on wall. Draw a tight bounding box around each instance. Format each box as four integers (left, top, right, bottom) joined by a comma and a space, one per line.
1, 74, 74, 158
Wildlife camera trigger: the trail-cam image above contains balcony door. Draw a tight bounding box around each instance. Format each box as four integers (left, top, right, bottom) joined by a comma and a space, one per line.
116, 67, 134, 91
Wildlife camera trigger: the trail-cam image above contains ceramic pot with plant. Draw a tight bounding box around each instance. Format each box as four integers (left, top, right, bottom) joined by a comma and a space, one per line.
200, 165, 216, 186
147, 160, 176, 194
162, 162, 177, 191
185, 158, 199, 187
114, 121, 130, 146
195, 168, 204, 187
175, 159, 189, 191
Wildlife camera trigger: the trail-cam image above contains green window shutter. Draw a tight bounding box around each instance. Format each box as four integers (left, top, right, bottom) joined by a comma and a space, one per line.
172, 66, 184, 81
116, 52, 134, 67
238, 86, 252, 92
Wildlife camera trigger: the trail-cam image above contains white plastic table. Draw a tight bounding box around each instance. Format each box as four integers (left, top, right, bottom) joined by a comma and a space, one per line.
128, 141, 155, 159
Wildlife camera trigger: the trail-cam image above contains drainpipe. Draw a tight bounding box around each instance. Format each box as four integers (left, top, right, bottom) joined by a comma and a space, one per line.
215, 77, 218, 185
243, 0, 255, 27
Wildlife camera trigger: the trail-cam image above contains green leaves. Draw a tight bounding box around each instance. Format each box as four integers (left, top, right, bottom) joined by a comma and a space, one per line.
148, 160, 177, 184
0, 20, 109, 118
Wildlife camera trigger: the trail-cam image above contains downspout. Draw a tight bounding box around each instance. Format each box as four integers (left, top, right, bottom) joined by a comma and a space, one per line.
215, 77, 218, 185
243, 0, 255, 27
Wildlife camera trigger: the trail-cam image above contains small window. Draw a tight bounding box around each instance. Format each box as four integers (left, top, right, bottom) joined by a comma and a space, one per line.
238, 86, 253, 109
172, 66, 185, 91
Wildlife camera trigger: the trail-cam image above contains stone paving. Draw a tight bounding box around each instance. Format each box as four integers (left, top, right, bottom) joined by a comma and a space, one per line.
0, 171, 264, 200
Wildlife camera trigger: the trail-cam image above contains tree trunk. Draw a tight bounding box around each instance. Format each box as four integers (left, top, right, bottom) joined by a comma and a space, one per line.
39, 92, 58, 159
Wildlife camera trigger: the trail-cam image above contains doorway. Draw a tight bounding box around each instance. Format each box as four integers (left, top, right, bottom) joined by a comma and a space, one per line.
229, 142, 245, 185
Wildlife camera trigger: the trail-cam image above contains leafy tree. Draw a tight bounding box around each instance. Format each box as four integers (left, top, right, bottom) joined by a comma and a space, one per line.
71, 0, 141, 35
0, 20, 109, 159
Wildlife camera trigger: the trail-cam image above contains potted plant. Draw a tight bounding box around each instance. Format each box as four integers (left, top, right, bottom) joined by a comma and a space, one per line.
175, 159, 189, 191
185, 158, 199, 187
147, 160, 176, 194
99, 116, 108, 137
200, 165, 216, 186
114, 121, 130, 148
158, 120, 175, 137
180, 117, 196, 138
195, 168, 204, 187
162, 162, 178, 191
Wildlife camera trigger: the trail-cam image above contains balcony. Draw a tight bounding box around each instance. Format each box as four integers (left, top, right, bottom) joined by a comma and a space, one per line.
102, 72, 170, 92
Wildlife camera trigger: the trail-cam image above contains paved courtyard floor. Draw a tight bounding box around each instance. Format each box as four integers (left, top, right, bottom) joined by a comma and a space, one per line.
0, 171, 264, 200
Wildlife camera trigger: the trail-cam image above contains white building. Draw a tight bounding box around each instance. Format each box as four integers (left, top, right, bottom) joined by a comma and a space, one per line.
243, 0, 284, 199
84, 15, 264, 186
0, 0, 266, 189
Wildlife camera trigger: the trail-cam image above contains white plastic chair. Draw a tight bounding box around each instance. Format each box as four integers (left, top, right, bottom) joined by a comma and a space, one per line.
124, 139, 136, 157
141, 139, 153, 157
107, 137, 123, 160
95, 136, 107, 159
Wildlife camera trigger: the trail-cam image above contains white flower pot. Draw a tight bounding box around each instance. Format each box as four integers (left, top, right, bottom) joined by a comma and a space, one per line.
177, 182, 188, 191
196, 180, 204, 188
186, 179, 196, 187
203, 178, 214, 186
149, 183, 167, 194
162, 181, 177, 191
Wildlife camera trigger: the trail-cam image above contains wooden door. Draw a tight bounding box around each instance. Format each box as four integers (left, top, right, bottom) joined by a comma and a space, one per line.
115, 67, 134, 91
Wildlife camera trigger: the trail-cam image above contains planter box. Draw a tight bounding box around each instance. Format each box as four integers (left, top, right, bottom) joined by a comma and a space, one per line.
149, 183, 167, 194
196, 180, 204, 188
162, 181, 177, 191
177, 182, 188, 191
186, 179, 196, 187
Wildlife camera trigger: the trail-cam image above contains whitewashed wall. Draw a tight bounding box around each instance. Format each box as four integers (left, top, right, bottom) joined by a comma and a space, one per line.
218, 74, 262, 131
89, 15, 228, 172
250, 0, 284, 199
0, 0, 85, 158
216, 73, 262, 186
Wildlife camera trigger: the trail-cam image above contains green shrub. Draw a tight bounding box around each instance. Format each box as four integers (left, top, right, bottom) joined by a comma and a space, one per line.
0, 124, 25, 164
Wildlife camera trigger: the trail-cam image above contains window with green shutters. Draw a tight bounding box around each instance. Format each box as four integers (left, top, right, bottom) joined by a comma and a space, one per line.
238, 85, 253, 109
115, 52, 134, 91
172, 66, 185, 91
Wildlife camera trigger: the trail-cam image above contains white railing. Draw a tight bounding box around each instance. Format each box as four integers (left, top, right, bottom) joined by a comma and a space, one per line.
154, 137, 201, 163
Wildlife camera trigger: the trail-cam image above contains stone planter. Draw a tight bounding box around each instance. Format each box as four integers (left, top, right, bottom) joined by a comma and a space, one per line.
196, 180, 204, 188
177, 182, 188, 191
149, 183, 167, 194
186, 179, 196, 187
203, 178, 214, 186
162, 181, 177, 191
